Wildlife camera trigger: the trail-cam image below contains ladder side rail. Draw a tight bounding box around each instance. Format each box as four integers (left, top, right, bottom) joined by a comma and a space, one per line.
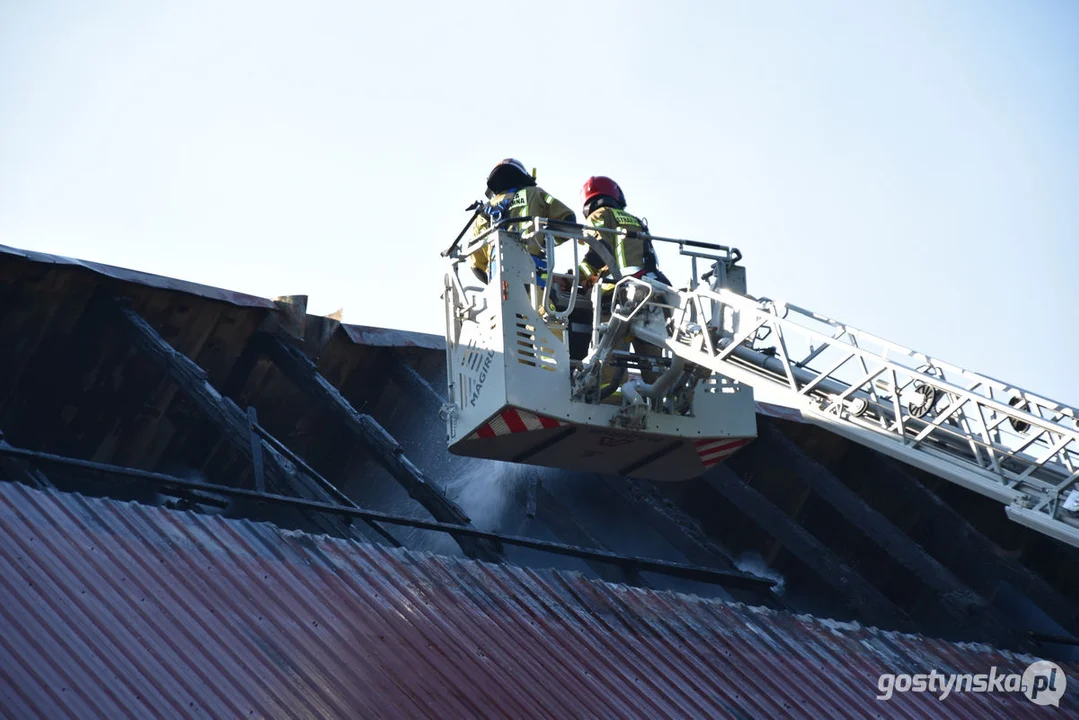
642, 316, 1078, 545
717, 336, 1061, 487
747, 302, 1079, 458
444, 274, 458, 411
636, 312, 1036, 499
634, 288, 1079, 499
756, 324, 1077, 483
710, 288, 1078, 445
751, 294, 1079, 421
690, 290, 1078, 539
971, 399, 1005, 475
1034, 470, 1079, 512
840, 402, 1039, 488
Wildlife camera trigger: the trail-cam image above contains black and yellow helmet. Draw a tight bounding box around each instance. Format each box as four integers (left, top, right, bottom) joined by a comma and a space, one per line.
486, 158, 535, 196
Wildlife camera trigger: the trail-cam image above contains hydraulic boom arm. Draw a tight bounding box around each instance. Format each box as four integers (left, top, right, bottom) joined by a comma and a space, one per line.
624, 275, 1079, 548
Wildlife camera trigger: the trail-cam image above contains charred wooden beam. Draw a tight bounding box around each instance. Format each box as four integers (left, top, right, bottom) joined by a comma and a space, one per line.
762, 484, 814, 568
864, 449, 1079, 638
385, 351, 446, 415
595, 472, 790, 607
533, 477, 644, 586
602, 475, 740, 571
601, 475, 788, 608
248, 417, 402, 548
221, 335, 268, 401
0, 294, 118, 459
704, 464, 911, 630
756, 420, 1027, 648
342, 358, 394, 415
108, 298, 354, 540
259, 334, 502, 563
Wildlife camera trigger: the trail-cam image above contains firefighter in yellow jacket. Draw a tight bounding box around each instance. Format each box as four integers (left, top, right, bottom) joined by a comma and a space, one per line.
578, 175, 668, 389
578, 176, 668, 285
468, 158, 576, 285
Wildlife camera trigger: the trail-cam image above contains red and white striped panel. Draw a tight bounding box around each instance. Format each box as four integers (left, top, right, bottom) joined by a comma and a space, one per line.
694, 438, 751, 468
468, 408, 568, 440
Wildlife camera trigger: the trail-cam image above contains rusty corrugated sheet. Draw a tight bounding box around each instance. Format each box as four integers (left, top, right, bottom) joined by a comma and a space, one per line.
0, 481, 1073, 719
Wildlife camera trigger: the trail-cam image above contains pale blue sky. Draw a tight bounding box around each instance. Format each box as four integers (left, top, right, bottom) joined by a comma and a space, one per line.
2, 1, 1077, 403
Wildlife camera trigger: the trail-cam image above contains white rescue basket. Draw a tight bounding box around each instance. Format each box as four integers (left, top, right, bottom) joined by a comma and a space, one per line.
441, 220, 756, 481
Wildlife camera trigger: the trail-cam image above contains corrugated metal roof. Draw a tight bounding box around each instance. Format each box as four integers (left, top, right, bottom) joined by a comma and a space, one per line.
0, 481, 1074, 718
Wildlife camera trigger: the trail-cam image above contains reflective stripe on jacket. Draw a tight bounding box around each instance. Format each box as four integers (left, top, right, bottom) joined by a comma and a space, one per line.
583, 206, 657, 277
469, 186, 574, 276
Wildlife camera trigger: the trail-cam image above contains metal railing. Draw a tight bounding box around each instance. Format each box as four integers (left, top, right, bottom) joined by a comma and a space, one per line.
0, 436, 776, 591
446, 216, 740, 310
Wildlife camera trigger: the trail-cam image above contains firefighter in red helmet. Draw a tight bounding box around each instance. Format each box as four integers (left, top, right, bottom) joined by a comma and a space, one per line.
577, 176, 667, 285
578, 175, 667, 389
467, 158, 576, 285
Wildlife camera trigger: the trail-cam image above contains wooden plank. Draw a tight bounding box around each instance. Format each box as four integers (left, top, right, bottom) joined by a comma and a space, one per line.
601, 476, 739, 572
108, 298, 354, 539
112, 299, 225, 468
703, 464, 912, 631
756, 419, 1028, 648
385, 351, 446, 415
861, 448, 1079, 638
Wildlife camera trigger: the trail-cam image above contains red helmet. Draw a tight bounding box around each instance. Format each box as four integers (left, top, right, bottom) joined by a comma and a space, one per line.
580, 176, 626, 209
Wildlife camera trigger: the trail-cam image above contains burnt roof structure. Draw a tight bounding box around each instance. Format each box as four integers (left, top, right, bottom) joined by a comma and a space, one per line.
1, 242, 1077, 716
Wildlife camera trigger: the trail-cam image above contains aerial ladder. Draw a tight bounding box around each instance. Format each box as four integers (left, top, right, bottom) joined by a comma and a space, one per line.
441, 218, 1079, 549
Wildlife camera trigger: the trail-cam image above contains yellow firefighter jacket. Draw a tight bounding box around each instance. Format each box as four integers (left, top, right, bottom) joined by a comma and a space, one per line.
468, 185, 575, 279
580, 206, 656, 279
